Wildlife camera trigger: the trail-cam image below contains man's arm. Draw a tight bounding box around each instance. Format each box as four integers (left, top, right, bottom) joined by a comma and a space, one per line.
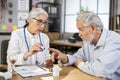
49, 48, 68, 63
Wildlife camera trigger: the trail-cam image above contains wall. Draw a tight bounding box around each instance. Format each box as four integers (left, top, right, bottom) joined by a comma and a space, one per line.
117, 0, 120, 14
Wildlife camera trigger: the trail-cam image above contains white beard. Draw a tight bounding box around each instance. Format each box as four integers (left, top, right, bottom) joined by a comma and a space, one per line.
83, 33, 94, 45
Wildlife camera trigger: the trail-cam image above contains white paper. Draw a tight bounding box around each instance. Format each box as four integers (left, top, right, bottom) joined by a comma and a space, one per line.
18, 0, 29, 10
0, 72, 12, 79
14, 65, 51, 78
18, 21, 25, 28
17, 12, 29, 28
18, 12, 29, 20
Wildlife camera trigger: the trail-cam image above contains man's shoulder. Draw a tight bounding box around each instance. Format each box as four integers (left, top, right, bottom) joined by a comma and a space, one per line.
107, 30, 120, 38
106, 30, 120, 43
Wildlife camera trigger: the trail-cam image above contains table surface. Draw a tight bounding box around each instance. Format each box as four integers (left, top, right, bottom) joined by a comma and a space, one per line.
50, 40, 83, 48
0, 64, 106, 80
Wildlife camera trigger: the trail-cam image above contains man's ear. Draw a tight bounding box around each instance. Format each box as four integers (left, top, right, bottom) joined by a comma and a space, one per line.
91, 24, 97, 33
91, 24, 97, 30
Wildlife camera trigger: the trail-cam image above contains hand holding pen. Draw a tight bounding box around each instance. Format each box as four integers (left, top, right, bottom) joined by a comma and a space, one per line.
23, 42, 45, 61
31, 42, 45, 52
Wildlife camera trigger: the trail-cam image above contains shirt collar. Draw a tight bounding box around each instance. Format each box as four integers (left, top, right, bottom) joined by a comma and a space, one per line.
95, 28, 108, 47
25, 27, 37, 38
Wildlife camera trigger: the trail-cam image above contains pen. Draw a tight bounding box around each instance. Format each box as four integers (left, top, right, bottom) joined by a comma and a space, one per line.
39, 66, 47, 71
40, 45, 45, 51
39, 34, 45, 51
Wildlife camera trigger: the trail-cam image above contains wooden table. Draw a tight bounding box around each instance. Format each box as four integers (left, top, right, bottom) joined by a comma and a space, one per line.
50, 40, 83, 53
50, 40, 83, 48
0, 65, 106, 80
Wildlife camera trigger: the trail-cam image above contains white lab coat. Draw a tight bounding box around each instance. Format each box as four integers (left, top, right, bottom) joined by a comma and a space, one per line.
7, 28, 50, 67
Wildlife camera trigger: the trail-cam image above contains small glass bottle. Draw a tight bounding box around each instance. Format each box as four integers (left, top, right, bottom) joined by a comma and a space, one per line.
52, 65, 60, 77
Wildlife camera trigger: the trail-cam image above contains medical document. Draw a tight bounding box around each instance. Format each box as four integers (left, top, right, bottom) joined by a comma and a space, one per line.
14, 65, 51, 78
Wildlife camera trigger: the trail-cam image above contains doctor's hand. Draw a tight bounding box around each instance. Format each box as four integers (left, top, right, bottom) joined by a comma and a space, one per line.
23, 43, 41, 60
49, 48, 68, 64
30, 43, 41, 53
74, 58, 85, 67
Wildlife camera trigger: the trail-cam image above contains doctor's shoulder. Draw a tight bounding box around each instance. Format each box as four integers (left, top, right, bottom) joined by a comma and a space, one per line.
40, 32, 49, 40
40, 32, 49, 37
11, 28, 24, 37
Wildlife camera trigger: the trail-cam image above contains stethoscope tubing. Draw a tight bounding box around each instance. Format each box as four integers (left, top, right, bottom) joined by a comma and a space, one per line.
23, 28, 44, 51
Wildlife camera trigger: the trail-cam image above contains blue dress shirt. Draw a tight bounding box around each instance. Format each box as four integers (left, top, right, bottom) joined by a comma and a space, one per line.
66, 28, 120, 80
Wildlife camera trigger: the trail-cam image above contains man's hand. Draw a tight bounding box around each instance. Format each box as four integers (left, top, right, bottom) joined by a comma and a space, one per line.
74, 58, 84, 67
49, 48, 68, 64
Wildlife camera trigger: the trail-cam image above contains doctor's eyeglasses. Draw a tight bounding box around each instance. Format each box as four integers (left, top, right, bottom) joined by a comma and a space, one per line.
33, 18, 48, 26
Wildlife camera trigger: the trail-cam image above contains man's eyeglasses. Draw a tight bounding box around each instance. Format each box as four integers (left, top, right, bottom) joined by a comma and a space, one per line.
33, 18, 48, 26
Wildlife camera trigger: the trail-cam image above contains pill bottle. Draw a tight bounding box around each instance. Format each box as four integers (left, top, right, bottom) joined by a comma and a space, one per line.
52, 65, 60, 77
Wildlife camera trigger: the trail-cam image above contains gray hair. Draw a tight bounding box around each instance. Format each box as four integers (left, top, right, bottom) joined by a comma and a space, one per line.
27, 8, 48, 20
76, 11, 103, 29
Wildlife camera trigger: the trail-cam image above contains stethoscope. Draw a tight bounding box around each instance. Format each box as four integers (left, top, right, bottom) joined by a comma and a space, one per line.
23, 28, 45, 51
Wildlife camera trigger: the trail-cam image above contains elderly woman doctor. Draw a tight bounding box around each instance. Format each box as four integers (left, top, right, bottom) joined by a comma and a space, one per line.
7, 8, 50, 68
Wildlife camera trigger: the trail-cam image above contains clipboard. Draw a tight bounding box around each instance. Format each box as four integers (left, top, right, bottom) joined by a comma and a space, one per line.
14, 65, 51, 78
